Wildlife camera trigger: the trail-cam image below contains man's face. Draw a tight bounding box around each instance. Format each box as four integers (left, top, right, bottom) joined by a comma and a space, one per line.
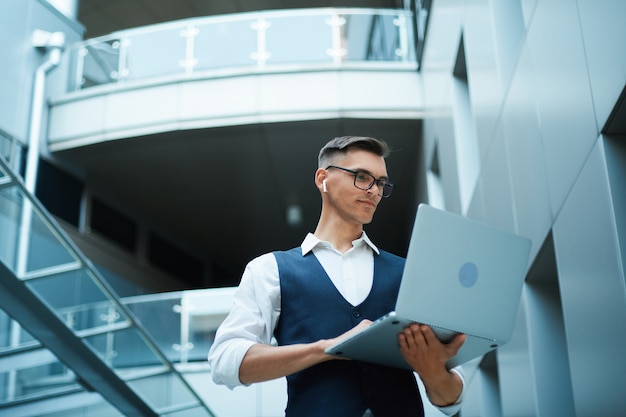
324, 149, 389, 225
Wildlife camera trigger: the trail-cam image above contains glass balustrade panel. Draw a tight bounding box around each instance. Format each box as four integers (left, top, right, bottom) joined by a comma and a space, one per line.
26, 267, 129, 333
343, 13, 414, 62
125, 297, 184, 363
80, 38, 122, 88
73, 9, 416, 90
38, 399, 124, 417
0, 154, 9, 178
126, 371, 200, 413
0, 356, 79, 404
0, 186, 79, 276
123, 28, 187, 81
0, 310, 39, 352
162, 405, 213, 417
194, 19, 258, 71
82, 327, 168, 380
263, 14, 332, 65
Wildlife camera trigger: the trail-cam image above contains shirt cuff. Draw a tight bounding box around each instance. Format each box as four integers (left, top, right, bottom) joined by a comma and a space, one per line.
209, 339, 257, 390
434, 367, 465, 415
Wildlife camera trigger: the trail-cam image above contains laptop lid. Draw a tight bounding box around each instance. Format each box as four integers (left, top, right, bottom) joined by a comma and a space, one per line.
325, 204, 531, 369
396, 204, 531, 343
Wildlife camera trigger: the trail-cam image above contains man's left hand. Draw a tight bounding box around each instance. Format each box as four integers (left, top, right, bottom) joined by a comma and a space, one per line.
398, 323, 466, 406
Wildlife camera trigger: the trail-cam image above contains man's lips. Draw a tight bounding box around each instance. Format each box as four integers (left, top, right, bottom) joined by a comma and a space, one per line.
358, 199, 378, 209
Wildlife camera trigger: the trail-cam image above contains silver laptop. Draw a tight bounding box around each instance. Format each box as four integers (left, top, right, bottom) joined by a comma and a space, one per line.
325, 204, 532, 370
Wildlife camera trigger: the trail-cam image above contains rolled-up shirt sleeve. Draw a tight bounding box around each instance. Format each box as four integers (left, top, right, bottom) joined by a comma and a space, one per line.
207, 253, 281, 389
433, 366, 465, 415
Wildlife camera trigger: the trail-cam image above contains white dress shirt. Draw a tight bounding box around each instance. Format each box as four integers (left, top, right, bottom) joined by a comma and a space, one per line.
207, 232, 464, 415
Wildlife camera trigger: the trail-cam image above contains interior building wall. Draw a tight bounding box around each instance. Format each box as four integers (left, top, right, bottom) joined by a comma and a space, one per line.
420, 1, 626, 416
0, 0, 83, 149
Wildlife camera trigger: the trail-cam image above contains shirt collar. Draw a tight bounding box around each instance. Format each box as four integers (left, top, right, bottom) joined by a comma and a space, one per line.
301, 231, 380, 256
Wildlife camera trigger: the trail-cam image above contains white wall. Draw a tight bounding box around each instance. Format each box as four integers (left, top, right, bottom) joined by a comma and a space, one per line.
0, 0, 82, 146
421, 0, 626, 415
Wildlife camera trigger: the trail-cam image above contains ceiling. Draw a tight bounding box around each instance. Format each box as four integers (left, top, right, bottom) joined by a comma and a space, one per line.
61, 0, 424, 289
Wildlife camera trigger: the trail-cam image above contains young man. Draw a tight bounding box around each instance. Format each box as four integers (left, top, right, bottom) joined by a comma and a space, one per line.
208, 136, 466, 416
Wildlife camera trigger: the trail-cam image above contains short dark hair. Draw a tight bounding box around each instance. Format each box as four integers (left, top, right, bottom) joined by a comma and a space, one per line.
318, 136, 390, 168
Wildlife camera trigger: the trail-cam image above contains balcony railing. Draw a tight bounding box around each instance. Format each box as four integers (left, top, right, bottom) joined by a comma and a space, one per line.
70, 8, 416, 91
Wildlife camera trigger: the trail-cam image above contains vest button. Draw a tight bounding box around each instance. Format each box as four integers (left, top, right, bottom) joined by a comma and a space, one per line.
353, 309, 361, 318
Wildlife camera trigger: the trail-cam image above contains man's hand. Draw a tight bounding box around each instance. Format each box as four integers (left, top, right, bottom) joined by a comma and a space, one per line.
328, 319, 372, 346
398, 323, 466, 406
240, 320, 374, 384
321, 319, 373, 358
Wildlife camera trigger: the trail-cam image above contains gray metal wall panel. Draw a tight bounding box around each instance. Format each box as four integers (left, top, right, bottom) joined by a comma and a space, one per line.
524, 236, 576, 417
502, 43, 553, 260
478, 127, 516, 233
553, 139, 626, 416
423, 117, 462, 214
577, 0, 626, 131
526, 0, 598, 217
424, 1, 624, 414
497, 302, 536, 417
462, 5, 502, 164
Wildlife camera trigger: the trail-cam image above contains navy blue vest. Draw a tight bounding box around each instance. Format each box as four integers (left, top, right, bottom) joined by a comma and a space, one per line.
274, 247, 424, 417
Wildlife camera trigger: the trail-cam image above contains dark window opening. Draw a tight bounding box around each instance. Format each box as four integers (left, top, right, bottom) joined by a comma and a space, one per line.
36, 159, 83, 227
148, 233, 204, 288
91, 198, 138, 252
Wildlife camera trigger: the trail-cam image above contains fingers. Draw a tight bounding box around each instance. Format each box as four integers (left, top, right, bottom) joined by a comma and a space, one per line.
402, 323, 419, 342
402, 324, 467, 352
420, 324, 438, 346
447, 333, 467, 356
399, 323, 427, 351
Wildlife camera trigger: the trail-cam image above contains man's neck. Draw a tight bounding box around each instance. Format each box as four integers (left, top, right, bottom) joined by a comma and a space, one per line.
313, 221, 363, 253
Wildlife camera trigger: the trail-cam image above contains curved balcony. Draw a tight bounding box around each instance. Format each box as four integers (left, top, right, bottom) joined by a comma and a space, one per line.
49, 8, 421, 151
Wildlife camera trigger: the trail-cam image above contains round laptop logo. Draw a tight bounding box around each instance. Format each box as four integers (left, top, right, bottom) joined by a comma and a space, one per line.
459, 262, 478, 288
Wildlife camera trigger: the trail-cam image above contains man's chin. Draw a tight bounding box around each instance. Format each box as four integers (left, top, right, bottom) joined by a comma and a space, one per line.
361, 215, 375, 225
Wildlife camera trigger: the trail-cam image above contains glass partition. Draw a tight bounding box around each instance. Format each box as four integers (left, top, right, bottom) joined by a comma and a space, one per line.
0, 155, 213, 415
79, 39, 122, 88
0, 356, 79, 403
26, 268, 129, 333
0, 185, 79, 276
39, 400, 124, 417
193, 19, 257, 71
72, 8, 416, 90
127, 372, 199, 412
263, 14, 333, 64
0, 130, 16, 165
0, 310, 39, 352
123, 289, 233, 365
124, 27, 187, 80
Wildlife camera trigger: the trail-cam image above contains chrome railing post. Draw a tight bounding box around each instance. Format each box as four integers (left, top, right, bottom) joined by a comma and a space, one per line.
325, 13, 346, 64
250, 17, 271, 68
179, 25, 199, 75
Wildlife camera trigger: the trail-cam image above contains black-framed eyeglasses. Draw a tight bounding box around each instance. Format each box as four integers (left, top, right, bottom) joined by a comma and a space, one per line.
326, 165, 395, 198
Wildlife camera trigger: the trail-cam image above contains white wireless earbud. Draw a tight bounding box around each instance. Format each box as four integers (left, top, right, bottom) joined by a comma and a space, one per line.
322, 179, 328, 192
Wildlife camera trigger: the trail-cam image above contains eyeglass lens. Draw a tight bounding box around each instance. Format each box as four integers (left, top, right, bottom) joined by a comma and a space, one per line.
354, 172, 394, 197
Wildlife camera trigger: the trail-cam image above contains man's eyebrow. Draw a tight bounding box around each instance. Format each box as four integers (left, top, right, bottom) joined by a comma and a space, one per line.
354, 168, 389, 180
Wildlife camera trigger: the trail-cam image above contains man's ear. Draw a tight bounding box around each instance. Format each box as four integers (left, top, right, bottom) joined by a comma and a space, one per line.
315, 168, 327, 193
